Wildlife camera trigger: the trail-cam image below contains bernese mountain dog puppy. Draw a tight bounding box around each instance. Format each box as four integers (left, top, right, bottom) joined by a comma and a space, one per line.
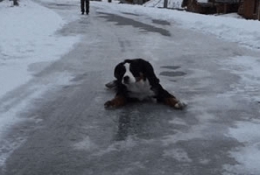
105, 58, 186, 110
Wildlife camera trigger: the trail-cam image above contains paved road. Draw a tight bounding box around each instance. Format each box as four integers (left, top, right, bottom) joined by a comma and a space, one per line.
1, 1, 260, 175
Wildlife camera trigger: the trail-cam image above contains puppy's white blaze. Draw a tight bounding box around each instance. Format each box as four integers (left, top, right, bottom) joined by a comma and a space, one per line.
122, 63, 136, 85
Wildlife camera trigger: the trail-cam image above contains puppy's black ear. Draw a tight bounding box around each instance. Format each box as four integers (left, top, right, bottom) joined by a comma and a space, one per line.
114, 62, 125, 80
142, 60, 159, 86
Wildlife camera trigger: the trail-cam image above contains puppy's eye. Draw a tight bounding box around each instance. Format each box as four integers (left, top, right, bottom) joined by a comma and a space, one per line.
133, 71, 141, 77
130, 68, 140, 77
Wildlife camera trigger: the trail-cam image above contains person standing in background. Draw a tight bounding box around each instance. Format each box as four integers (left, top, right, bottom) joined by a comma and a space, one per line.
81, 0, 89, 15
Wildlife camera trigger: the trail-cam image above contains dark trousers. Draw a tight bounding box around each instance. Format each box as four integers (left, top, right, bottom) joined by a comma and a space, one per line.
81, 0, 89, 14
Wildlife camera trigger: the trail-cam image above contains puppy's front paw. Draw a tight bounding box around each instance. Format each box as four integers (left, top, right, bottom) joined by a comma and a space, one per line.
164, 98, 186, 110
105, 80, 117, 89
174, 101, 187, 110
104, 96, 126, 109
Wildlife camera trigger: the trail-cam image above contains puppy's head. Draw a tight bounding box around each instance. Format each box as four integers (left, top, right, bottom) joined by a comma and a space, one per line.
114, 59, 145, 86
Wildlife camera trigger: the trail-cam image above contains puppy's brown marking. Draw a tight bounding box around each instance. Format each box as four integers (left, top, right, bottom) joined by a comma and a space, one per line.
104, 95, 126, 108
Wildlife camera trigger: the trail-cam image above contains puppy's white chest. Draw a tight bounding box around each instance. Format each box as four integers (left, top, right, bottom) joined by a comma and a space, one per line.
127, 80, 155, 100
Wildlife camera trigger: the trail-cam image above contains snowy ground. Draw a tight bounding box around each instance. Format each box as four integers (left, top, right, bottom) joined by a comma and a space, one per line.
0, 0, 80, 166
1, 0, 260, 173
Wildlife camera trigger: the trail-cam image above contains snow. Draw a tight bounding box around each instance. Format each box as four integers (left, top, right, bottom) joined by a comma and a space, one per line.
163, 148, 192, 162
144, 0, 183, 9
0, 0, 80, 167
220, 56, 260, 99
1, 0, 260, 172
0, 0, 79, 98
197, 0, 208, 3
0, 1, 79, 119
101, 2, 260, 50
224, 120, 260, 175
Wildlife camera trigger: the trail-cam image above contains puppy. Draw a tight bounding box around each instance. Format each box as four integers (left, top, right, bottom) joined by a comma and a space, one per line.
105, 58, 186, 109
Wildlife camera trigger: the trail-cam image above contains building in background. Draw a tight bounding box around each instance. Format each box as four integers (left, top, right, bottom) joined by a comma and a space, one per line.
181, 0, 240, 14
238, 0, 260, 20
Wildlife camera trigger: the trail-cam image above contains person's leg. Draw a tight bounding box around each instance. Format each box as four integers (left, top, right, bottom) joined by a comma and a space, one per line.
81, 0, 85, 14
86, 0, 89, 14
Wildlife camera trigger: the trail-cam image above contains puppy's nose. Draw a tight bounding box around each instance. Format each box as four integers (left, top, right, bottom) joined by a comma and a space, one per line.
123, 76, 129, 83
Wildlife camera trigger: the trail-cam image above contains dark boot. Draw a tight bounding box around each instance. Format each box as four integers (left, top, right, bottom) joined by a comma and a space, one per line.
81, 0, 85, 15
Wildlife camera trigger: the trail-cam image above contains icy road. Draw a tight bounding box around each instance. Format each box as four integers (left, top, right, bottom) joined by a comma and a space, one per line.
1, 1, 260, 175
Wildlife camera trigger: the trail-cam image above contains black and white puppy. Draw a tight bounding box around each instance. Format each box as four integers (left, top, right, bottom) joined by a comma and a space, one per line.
105, 58, 186, 109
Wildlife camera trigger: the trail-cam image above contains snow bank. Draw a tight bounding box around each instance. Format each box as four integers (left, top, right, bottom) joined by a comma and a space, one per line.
0, 0, 79, 98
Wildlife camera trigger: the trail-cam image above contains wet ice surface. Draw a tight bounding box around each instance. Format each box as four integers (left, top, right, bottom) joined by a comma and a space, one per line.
97, 12, 171, 36
72, 86, 249, 175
